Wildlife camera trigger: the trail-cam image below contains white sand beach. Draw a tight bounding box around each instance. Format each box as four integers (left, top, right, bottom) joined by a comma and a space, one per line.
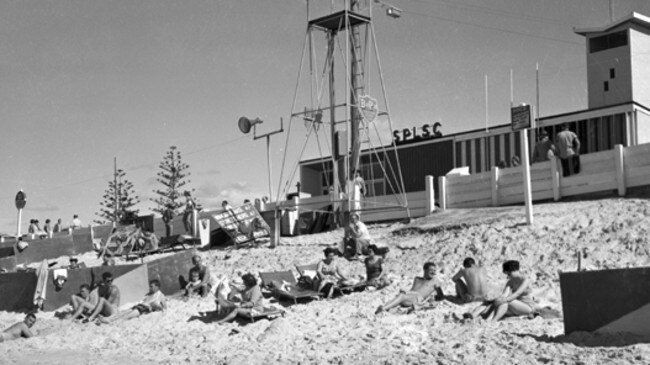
2, 197, 650, 364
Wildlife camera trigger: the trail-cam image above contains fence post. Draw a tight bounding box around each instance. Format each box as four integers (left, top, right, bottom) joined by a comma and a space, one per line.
425, 175, 435, 215
614, 144, 626, 196
550, 156, 561, 201
491, 167, 499, 207
438, 176, 447, 210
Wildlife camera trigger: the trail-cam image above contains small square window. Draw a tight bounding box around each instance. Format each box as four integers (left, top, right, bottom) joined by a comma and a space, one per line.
604, 81, 609, 91
610, 68, 615, 79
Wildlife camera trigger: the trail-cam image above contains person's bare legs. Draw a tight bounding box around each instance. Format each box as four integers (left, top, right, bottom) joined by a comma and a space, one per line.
69, 300, 95, 321
375, 293, 415, 314
215, 308, 247, 324
455, 281, 469, 301
87, 298, 116, 322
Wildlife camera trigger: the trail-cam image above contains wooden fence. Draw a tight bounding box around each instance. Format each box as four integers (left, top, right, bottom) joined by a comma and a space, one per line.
262, 143, 650, 226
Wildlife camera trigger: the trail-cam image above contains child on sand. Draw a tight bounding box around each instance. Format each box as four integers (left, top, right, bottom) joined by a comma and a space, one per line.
1, 314, 36, 342
375, 262, 444, 315
185, 268, 203, 297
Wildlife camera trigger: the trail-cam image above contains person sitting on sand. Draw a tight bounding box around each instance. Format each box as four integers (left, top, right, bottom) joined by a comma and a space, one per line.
68, 284, 98, 321
344, 213, 371, 260
86, 272, 121, 322
467, 260, 537, 322
1, 314, 36, 342
317, 247, 349, 298
99, 280, 166, 324
452, 257, 489, 303
365, 245, 391, 289
215, 273, 263, 324
375, 262, 444, 315
189, 255, 212, 297
185, 268, 204, 297
68, 257, 81, 270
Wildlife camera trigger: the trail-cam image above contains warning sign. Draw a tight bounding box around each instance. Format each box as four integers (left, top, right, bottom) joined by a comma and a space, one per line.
212, 203, 270, 245
511, 104, 532, 131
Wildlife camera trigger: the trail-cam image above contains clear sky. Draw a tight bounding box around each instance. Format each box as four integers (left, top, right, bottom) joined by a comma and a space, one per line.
1, 0, 649, 234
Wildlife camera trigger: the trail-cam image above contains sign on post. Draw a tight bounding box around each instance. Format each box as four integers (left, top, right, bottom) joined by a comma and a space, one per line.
511, 104, 532, 131
15, 190, 26, 209
212, 203, 271, 245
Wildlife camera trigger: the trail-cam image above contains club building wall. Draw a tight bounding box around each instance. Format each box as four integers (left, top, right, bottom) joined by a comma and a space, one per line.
299, 13, 650, 197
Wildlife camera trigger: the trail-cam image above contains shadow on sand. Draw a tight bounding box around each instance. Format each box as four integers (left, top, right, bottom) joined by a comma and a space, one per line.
516, 331, 650, 348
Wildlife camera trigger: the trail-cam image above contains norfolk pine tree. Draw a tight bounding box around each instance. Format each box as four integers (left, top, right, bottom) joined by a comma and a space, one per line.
96, 169, 140, 224
151, 146, 194, 217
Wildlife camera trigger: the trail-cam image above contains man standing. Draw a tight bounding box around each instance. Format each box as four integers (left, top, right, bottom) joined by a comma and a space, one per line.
53, 218, 63, 233
1, 314, 36, 342
452, 257, 489, 303
532, 130, 556, 163
556, 123, 581, 176
162, 204, 174, 238
71, 215, 82, 230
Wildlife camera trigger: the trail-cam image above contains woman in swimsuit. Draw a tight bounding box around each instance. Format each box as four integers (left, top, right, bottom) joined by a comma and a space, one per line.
216, 273, 263, 324
317, 247, 348, 298
364, 245, 391, 289
489, 260, 538, 321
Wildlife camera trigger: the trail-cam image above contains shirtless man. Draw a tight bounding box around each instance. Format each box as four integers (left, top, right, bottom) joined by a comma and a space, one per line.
99, 280, 166, 324
375, 262, 444, 314
68, 284, 98, 321
1, 314, 36, 342
86, 272, 121, 322
452, 257, 489, 303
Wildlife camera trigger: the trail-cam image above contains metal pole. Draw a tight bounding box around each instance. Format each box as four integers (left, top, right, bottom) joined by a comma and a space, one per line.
16, 209, 22, 237
521, 129, 534, 225
266, 135, 273, 200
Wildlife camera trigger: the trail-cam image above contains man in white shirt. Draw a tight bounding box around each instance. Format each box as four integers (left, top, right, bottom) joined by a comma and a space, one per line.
71, 215, 82, 230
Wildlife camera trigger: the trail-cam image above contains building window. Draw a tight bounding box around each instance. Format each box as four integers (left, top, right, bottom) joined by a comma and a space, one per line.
609, 68, 615, 79
604, 81, 609, 92
589, 30, 628, 53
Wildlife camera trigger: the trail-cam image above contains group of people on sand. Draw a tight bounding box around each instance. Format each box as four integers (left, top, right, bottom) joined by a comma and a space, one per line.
1, 246, 539, 341
375, 257, 539, 322
64, 271, 166, 325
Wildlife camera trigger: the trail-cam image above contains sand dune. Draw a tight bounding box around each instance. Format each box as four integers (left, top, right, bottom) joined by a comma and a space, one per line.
2, 197, 650, 364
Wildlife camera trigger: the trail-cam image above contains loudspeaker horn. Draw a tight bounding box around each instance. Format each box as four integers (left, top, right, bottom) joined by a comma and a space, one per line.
238, 117, 263, 134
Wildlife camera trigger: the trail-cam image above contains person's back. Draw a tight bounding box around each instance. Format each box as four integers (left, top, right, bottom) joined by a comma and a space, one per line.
556, 129, 578, 158
463, 266, 489, 299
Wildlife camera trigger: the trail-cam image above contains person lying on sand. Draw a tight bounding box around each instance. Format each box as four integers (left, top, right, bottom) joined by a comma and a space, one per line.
375, 262, 444, 315
86, 272, 121, 322
99, 280, 166, 324
215, 273, 263, 324
68, 284, 98, 321
452, 257, 489, 303
317, 247, 349, 298
1, 313, 36, 342
465, 260, 538, 322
